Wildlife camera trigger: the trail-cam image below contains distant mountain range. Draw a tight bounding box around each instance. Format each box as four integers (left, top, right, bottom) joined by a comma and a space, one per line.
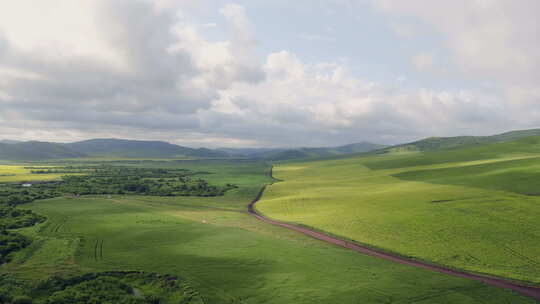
0, 138, 385, 161
0, 141, 85, 160
259, 142, 388, 161
0, 139, 228, 161
0, 139, 21, 144
66, 139, 226, 158
3, 128, 540, 161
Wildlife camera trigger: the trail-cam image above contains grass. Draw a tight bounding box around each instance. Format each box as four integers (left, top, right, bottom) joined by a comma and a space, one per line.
257, 138, 540, 285
393, 156, 540, 195
364, 136, 540, 170
0, 165, 63, 183
2, 160, 534, 303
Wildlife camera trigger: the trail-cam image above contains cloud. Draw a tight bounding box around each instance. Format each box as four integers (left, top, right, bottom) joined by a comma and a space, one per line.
389, 22, 417, 38
373, 0, 540, 85
300, 34, 335, 42
0, 0, 265, 145
201, 23, 217, 28
371, 0, 540, 137
197, 50, 511, 146
0, 0, 540, 148
412, 52, 434, 71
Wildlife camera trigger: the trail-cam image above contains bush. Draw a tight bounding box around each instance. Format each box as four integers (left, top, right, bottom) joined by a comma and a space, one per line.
0, 231, 31, 263
12, 295, 32, 304
0, 293, 12, 303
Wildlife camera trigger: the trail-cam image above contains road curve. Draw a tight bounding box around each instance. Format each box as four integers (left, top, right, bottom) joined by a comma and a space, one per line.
248, 169, 540, 301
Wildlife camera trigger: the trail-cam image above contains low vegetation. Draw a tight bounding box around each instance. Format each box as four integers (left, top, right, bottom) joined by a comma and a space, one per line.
0, 230, 31, 263
0, 166, 63, 183
0, 271, 203, 304
0, 165, 237, 208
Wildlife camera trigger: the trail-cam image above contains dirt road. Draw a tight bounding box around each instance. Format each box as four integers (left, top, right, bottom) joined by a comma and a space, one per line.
248, 182, 540, 301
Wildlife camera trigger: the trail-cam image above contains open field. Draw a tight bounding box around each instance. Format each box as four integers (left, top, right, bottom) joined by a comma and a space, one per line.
0, 165, 64, 183
3, 160, 534, 303
257, 138, 540, 285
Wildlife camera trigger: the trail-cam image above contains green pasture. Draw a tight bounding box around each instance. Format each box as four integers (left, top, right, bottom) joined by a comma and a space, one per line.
0, 165, 63, 183
258, 142, 540, 285
363, 136, 540, 170
3, 161, 533, 303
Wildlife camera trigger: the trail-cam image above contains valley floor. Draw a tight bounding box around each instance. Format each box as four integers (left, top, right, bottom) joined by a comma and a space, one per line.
2, 159, 537, 303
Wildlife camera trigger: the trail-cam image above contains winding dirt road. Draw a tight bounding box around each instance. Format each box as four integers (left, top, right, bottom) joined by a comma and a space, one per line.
248, 172, 540, 301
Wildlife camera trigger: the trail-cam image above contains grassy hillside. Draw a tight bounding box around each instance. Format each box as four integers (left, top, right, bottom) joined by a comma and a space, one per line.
393, 156, 540, 195
257, 138, 540, 284
2, 160, 532, 303
384, 128, 540, 153
365, 136, 540, 170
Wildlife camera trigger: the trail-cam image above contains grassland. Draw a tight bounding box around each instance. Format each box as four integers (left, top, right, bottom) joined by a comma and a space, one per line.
2, 160, 534, 303
257, 137, 540, 285
0, 165, 63, 183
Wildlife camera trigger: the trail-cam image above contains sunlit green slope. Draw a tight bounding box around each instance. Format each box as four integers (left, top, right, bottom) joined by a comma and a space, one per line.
258, 137, 540, 284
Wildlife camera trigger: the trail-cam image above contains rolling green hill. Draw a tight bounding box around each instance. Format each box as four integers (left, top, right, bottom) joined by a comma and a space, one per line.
364, 135, 540, 170
383, 128, 540, 153
258, 135, 540, 284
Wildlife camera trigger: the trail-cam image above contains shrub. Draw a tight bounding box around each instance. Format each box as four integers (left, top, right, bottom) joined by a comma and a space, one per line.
12, 295, 32, 304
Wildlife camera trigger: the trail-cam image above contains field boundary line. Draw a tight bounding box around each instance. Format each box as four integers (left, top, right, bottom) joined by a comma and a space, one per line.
248, 166, 540, 301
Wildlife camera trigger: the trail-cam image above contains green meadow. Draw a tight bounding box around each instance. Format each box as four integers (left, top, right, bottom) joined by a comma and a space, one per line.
258, 137, 540, 285
3, 160, 534, 303
0, 165, 64, 183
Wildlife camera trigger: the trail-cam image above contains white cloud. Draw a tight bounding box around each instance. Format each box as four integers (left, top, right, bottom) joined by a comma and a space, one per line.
371, 0, 540, 138
389, 22, 417, 38
1, 0, 540, 147
373, 0, 540, 85
300, 34, 335, 42
202, 50, 510, 146
412, 52, 434, 71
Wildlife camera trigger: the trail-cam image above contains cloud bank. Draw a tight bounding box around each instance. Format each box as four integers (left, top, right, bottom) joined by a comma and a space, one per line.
0, 0, 539, 147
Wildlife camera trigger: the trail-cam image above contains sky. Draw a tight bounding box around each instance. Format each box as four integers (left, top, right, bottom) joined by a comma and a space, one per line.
0, 0, 539, 148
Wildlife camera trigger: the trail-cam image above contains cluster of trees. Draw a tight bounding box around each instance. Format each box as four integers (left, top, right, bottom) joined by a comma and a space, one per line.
0, 230, 31, 264
0, 191, 46, 264
0, 205, 45, 229
0, 166, 237, 208
53, 166, 237, 197
44, 276, 145, 304
0, 271, 199, 304
59, 175, 236, 197
0, 205, 44, 264
0, 184, 61, 207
